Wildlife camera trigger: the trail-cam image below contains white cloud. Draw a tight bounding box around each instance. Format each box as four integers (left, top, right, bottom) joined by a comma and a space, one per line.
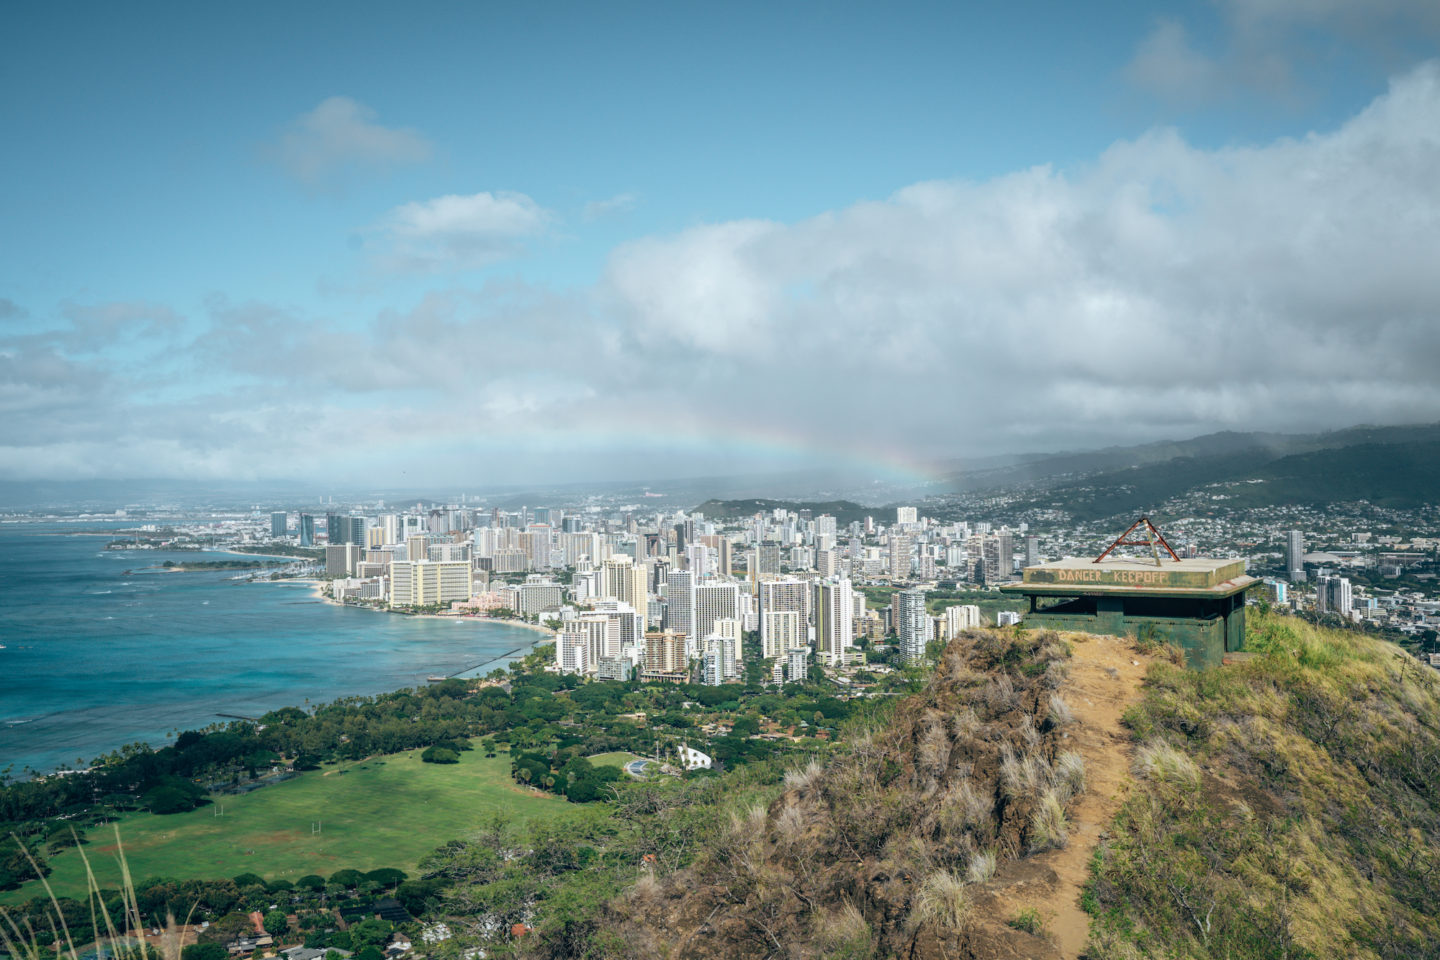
583, 192, 638, 221
270, 96, 432, 184
373, 191, 554, 270
7, 65, 1440, 483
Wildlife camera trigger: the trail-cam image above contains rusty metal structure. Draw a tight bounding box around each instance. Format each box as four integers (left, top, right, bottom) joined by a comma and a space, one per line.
1093, 516, 1181, 566
1000, 520, 1256, 669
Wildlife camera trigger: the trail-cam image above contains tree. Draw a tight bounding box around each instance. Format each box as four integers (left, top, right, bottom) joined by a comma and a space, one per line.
420, 745, 459, 764
295, 874, 326, 891
263, 910, 289, 937
329, 868, 365, 889
143, 777, 206, 815
0, 839, 49, 890
365, 867, 407, 888
182, 943, 229, 960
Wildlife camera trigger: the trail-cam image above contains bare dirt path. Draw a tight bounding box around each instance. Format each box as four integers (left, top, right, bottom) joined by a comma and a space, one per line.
997, 633, 1150, 957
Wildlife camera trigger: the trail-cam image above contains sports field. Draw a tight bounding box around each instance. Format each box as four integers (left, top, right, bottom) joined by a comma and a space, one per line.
3, 746, 598, 904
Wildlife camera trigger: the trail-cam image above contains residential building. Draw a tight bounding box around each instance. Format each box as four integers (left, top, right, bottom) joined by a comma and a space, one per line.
896, 587, 929, 663
812, 577, 854, 666
390, 560, 471, 607
1287, 530, 1306, 581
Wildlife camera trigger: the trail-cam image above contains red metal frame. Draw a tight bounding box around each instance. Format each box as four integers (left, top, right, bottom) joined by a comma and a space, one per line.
1094, 516, 1181, 565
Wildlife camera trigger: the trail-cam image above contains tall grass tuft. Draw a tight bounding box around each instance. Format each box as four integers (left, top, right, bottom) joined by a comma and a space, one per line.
1135, 739, 1201, 788
1029, 790, 1069, 851
910, 869, 970, 933
1, 828, 188, 960
965, 849, 997, 884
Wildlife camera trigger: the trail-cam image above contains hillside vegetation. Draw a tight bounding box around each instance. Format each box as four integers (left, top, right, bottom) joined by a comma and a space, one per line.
527, 614, 1440, 959
597, 628, 1095, 959
1088, 614, 1440, 958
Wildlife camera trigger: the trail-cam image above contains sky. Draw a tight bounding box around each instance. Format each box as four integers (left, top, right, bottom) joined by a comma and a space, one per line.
3, 1, 1440, 487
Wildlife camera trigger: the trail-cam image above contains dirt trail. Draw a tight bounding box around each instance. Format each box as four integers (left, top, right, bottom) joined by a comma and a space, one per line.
992, 632, 1150, 957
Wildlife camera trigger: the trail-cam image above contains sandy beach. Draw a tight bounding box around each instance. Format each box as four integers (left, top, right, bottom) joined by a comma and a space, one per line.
303, 579, 557, 637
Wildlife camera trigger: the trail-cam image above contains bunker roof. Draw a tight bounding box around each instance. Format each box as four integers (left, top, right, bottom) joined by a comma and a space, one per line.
1000, 556, 1256, 598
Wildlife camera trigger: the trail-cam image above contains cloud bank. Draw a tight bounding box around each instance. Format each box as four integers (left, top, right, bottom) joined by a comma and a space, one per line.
5, 65, 1440, 484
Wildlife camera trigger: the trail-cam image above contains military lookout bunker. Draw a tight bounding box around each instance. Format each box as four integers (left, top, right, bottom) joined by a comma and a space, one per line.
999, 523, 1257, 669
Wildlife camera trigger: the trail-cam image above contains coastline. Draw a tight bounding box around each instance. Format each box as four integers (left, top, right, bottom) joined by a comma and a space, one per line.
302, 579, 557, 637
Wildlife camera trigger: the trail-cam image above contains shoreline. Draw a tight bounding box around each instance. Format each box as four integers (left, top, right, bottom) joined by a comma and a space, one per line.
302, 580, 557, 637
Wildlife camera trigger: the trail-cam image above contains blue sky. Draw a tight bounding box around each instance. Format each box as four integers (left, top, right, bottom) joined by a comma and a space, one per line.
3, 1, 1439, 485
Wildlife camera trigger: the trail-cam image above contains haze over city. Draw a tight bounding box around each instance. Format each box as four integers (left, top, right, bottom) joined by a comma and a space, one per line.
4, 2, 1440, 486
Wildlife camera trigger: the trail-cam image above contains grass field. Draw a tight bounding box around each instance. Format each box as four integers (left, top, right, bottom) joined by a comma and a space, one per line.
3, 746, 599, 904
585, 751, 643, 769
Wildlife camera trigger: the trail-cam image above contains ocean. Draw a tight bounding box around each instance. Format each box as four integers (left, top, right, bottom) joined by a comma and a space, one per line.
0, 522, 545, 776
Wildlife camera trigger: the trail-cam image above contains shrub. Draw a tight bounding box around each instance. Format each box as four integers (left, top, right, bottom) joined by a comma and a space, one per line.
420, 745, 459, 764
1009, 907, 1049, 937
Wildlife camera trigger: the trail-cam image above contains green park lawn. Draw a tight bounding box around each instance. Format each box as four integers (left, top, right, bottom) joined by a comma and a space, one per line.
585, 751, 644, 769
3, 746, 597, 905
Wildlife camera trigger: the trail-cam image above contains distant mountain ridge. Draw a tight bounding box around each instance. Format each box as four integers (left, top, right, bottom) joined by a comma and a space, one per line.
962, 425, 1440, 520
942, 422, 1440, 493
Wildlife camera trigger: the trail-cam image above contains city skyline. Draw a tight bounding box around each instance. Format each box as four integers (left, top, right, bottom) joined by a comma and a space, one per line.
4, 3, 1440, 486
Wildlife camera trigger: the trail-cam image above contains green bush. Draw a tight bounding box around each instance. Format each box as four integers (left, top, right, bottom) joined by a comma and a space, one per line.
420, 745, 459, 764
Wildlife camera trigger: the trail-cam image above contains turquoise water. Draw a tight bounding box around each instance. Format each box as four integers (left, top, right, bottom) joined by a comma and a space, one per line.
0, 523, 543, 776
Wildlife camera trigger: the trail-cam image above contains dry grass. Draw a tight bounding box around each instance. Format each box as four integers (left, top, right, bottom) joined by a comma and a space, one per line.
910, 869, 970, 933
1, 830, 186, 960
784, 758, 824, 791
1134, 739, 1200, 788
1029, 790, 1069, 852
965, 849, 997, 884
1047, 693, 1076, 728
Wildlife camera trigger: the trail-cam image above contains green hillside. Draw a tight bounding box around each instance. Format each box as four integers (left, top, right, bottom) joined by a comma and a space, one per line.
1088, 614, 1440, 957
1010, 439, 1440, 520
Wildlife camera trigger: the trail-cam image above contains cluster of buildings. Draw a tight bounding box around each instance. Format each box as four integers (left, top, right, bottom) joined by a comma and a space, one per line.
265, 503, 1036, 685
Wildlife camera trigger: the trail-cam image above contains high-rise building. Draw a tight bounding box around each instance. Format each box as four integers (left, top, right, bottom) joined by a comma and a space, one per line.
889, 533, 913, 580
694, 582, 740, 640
555, 628, 591, 675
761, 610, 802, 659
812, 577, 854, 665
516, 580, 564, 616
642, 630, 687, 679
299, 514, 315, 547
270, 512, 287, 538
997, 531, 1014, 577
389, 560, 471, 607
944, 604, 982, 637
896, 587, 929, 663
756, 542, 782, 577
815, 548, 837, 577
1025, 536, 1040, 568
759, 578, 809, 656
786, 647, 809, 683
663, 570, 695, 642
1315, 575, 1353, 617
1286, 530, 1306, 581
896, 506, 918, 525
325, 543, 362, 578
602, 557, 646, 612
997, 610, 1022, 626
